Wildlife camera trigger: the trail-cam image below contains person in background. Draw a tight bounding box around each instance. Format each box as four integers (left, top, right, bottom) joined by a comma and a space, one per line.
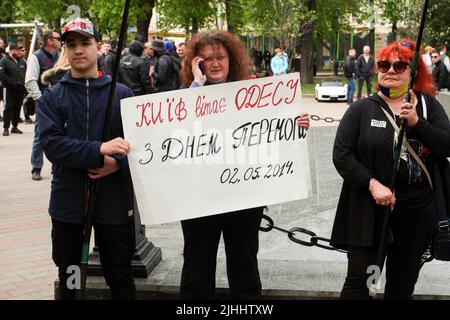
270, 48, 288, 76
344, 48, 357, 105
356, 45, 375, 100
421, 45, 434, 74
150, 39, 181, 92
431, 51, 448, 92
41, 46, 71, 87
118, 40, 151, 96
25, 29, 61, 181
143, 42, 157, 67
0, 44, 27, 136
439, 46, 450, 73
438, 46, 450, 90
97, 41, 115, 76
176, 43, 186, 60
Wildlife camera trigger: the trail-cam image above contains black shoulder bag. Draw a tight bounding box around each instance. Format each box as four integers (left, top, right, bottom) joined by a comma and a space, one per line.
431, 157, 450, 261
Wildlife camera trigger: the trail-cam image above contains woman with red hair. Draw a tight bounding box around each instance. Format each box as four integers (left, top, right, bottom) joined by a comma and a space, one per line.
330, 39, 450, 299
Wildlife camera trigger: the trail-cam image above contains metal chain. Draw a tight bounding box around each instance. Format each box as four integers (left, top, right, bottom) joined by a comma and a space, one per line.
260, 213, 434, 265
309, 114, 341, 123
259, 214, 347, 254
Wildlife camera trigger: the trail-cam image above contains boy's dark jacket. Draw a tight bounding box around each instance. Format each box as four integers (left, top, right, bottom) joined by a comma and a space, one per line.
37, 71, 134, 225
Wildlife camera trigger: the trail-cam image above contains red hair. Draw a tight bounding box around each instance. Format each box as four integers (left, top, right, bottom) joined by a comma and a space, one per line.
376, 38, 436, 97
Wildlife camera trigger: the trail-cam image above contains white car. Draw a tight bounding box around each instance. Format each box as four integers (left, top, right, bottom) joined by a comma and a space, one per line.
315, 79, 347, 102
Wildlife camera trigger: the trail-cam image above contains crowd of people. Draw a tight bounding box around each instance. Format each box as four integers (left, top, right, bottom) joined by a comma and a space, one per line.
344, 44, 450, 105
0, 17, 449, 301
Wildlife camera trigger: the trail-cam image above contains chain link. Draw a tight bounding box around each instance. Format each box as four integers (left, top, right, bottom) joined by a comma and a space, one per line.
260, 214, 434, 264
309, 114, 341, 123
259, 214, 347, 253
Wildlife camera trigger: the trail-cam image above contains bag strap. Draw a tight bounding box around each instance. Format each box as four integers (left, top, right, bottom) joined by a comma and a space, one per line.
380, 105, 433, 190
421, 94, 427, 120
434, 160, 449, 231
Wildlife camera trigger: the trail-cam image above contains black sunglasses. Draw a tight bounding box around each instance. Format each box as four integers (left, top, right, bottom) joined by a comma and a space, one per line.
377, 60, 410, 74
432, 55, 440, 59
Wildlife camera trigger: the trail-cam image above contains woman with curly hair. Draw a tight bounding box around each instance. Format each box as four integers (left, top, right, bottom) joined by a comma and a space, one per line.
179, 30, 310, 299
330, 39, 450, 299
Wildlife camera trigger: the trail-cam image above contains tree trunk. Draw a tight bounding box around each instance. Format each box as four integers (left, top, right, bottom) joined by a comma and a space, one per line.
225, 0, 234, 33
369, 0, 375, 50
137, 18, 151, 41
392, 20, 397, 42
136, 0, 155, 41
299, 0, 316, 84
315, 39, 323, 72
300, 23, 314, 84
53, 19, 61, 31
191, 17, 199, 35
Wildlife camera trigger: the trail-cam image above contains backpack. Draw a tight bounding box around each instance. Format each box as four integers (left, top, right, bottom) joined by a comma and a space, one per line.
154, 55, 180, 92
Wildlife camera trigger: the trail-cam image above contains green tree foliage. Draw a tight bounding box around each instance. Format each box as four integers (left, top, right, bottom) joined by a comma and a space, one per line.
424, 0, 450, 47
19, 0, 93, 29
240, 0, 361, 49
377, 0, 449, 48
156, 0, 216, 35
222, 0, 245, 33
0, 0, 20, 24
405, 0, 450, 48
89, 0, 155, 39
240, 0, 363, 83
376, 0, 410, 41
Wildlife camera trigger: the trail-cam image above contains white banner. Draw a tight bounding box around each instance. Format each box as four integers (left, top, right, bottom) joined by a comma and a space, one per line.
121, 73, 312, 225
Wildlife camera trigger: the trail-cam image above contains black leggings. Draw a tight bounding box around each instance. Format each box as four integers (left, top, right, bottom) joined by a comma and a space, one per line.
51, 219, 136, 300
180, 207, 263, 299
341, 200, 436, 299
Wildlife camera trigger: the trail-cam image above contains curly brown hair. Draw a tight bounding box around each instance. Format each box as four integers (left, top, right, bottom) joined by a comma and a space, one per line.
180, 30, 251, 87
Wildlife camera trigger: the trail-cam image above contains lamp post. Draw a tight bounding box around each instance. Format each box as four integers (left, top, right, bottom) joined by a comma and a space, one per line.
87, 195, 162, 278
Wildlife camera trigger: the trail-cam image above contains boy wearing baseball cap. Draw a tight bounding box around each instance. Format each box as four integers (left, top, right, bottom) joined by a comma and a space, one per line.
37, 18, 136, 300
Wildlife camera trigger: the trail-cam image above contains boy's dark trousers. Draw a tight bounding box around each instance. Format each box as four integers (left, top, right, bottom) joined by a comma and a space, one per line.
51, 218, 137, 300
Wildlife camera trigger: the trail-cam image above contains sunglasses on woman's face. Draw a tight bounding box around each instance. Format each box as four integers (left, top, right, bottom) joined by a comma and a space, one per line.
377, 60, 410, 74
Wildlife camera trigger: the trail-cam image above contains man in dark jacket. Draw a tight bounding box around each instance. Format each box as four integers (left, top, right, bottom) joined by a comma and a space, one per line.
432, 52, 449, 92
0, 44, 27, 136
118, 40, 151, 96
151, 39, 181, 92
38, 18, 136, 300
143, 42, 157, 68
356, 45, 375, 99
97, 41, 115, 76
344, 48, 357, 105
